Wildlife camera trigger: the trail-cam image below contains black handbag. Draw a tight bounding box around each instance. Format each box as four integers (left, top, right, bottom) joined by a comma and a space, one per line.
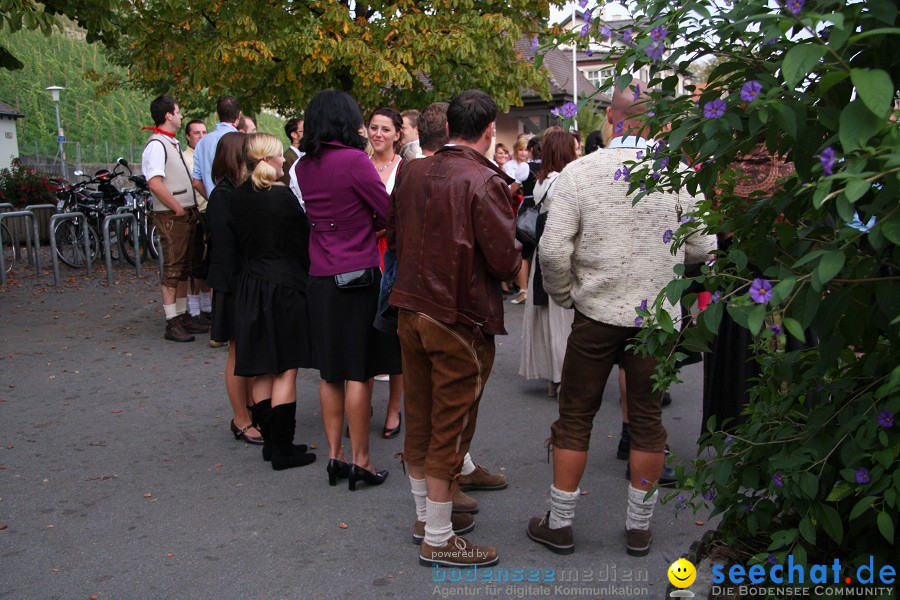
334, 267, 377, 289
515, 182, 554, 247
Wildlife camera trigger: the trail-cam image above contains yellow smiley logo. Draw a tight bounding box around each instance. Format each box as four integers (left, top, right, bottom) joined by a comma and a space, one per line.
668, 558, 697, 588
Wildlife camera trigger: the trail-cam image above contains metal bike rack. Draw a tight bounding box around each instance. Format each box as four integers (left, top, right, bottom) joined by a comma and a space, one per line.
49, 212, 92, 286
102, 213, 141, 286
24, 204, 56, 272
0, 210, 37, 286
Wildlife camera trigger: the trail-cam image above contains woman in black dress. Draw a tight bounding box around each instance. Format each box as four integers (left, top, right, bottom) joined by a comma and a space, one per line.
205, 132, 263, 446
230, 133, 316, 470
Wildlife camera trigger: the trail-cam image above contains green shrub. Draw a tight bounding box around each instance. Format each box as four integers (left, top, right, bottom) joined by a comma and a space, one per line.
0, 159, 57, 208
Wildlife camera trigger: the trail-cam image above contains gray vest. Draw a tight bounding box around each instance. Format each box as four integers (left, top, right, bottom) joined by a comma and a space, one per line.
146, 133, 196, 211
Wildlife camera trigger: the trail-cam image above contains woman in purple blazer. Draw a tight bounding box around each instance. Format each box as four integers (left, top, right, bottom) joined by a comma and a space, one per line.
294, 89, 392, 491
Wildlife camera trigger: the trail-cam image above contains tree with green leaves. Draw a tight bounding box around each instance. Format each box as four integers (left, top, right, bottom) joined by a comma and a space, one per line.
76, 0, 557, 116
551, 0, 898, 577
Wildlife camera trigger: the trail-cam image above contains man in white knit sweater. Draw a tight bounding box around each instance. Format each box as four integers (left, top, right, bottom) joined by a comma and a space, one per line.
526, 82, 715, 557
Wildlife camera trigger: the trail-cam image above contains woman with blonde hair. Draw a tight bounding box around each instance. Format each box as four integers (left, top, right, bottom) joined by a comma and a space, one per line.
230, 132, 316, 470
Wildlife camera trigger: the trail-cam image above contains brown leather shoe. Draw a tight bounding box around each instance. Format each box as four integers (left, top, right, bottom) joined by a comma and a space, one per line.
164, 317, 195, 342
180, 312, 210, 334
459, 464, 508, 491
527, 511, 574, 555
419, 535, 498, 568
451, 480, 478, 514
412, 513, 475, 545
625, 528, 653, 556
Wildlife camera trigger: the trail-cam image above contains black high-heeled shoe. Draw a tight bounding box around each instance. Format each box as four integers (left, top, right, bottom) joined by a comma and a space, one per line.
348, 464, 389, 491
327, 458, 351, 486
230, 420, 264, 445
382, 413, 402, 439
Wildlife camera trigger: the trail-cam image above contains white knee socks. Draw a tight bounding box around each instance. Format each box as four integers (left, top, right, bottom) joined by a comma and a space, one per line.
410, 476, 427, 522
188, 294, 200, 317
549, 485, 580, 529
199, 291, 212, 313
460, 452, 476, 476
424, 499, 453, 547
625, 484, 658, 531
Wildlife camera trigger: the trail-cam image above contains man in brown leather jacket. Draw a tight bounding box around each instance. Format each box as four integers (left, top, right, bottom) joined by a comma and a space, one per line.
388, 89, 521, 568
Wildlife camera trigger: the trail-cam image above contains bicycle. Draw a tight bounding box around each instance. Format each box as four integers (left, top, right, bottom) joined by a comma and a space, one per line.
118, 172, 159, 266
53, 160, 130, 268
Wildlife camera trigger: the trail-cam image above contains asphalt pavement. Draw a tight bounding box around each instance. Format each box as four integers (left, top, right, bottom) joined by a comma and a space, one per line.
0, 261, 714, 599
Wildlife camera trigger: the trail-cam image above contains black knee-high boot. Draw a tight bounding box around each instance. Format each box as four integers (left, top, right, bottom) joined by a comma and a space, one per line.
254, 399, 308, 462
270, 402, 316, 471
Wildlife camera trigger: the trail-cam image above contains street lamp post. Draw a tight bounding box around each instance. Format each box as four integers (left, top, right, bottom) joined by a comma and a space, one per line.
46, 86, 66, 179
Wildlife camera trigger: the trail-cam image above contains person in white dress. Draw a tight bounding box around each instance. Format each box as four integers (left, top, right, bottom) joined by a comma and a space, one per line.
519, 127, 578, 396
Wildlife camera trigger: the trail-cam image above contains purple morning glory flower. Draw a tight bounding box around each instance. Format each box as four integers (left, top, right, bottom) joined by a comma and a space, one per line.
636, 151, 643, 159
583, 9, 592, 23
711, 290, 721, 303
550, 107, 561, 118
768, 554, 778, 565
740, 81, 763, 102
614, 168, 622, 180
680, 216, 695, 224
639, 183, 646, 192
749, 278, 773, 304
770, 325, 782, 335
772, 473, 784, 487
600, 25, 612, 40
652, 171, 661, 180
640, 477, 648, 486
615, 120, 624, 133
784, 0, 804, 14
703, 99, 727, 119
639, 299, 648, 311
580, 24, 590, 37
659, 156, 670, 170
877, 411, 894, 428
644, 41, 666, 61
855, 468, 870, 484
586, 49, 593, 57
662, 229, 673, 244
725, 435, 733, 445
634, 316, 643, 327
702, 488, 716, 501
621, 166, 629, 179
622, 28, 633, 44
579, 0, 588, 8
647, 111, 655, 117
530, 36, 539, 53
820, 147, 835, 175
633, 84, 641, 101
650, 25, 667, 41
560, 102, 578, 119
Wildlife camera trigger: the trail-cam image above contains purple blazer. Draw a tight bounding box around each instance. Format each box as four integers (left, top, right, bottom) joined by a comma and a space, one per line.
294, 141, 389, 277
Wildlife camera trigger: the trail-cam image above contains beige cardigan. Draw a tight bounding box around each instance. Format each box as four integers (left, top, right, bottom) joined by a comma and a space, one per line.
539, 147, 715, 326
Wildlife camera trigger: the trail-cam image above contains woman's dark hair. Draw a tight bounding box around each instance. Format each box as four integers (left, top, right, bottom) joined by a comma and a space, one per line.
537, 127, 577, 183
368, 107, 403, 153
299, 89, 367, 157
211, 132, 247, 186
584, 130, 604, 154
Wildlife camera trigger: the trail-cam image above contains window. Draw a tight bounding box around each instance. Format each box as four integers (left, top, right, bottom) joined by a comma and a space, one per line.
583, 66, 615, 89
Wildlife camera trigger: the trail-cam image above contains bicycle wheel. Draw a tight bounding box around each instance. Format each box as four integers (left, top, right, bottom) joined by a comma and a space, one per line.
53, 219, 100, 268
1, 222, 15, 273
148, 222, 160, 259
119, 218, 148, 266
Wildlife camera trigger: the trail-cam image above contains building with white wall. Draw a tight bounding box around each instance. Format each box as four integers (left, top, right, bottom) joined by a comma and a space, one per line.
0, 100, 23, 170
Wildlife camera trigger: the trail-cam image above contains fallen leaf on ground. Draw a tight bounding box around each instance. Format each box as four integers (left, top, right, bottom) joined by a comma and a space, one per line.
309, 444, 317, 449
214, 464, 223, 468
0, 524, 8, 531
580, 490, 589, 495
111, 410, 122, 414
166, 553, 174, 557
52, 568, 59, 573
46, 524, 54, 528
143, 493, 152, 498
695, 520, 705, 526
339, 523, 348, 529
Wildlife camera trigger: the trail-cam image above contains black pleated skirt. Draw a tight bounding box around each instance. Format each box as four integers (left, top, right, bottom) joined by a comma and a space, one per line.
210, 290, 235, 343
307, 273, 402, 383
233, 273, 315, 377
